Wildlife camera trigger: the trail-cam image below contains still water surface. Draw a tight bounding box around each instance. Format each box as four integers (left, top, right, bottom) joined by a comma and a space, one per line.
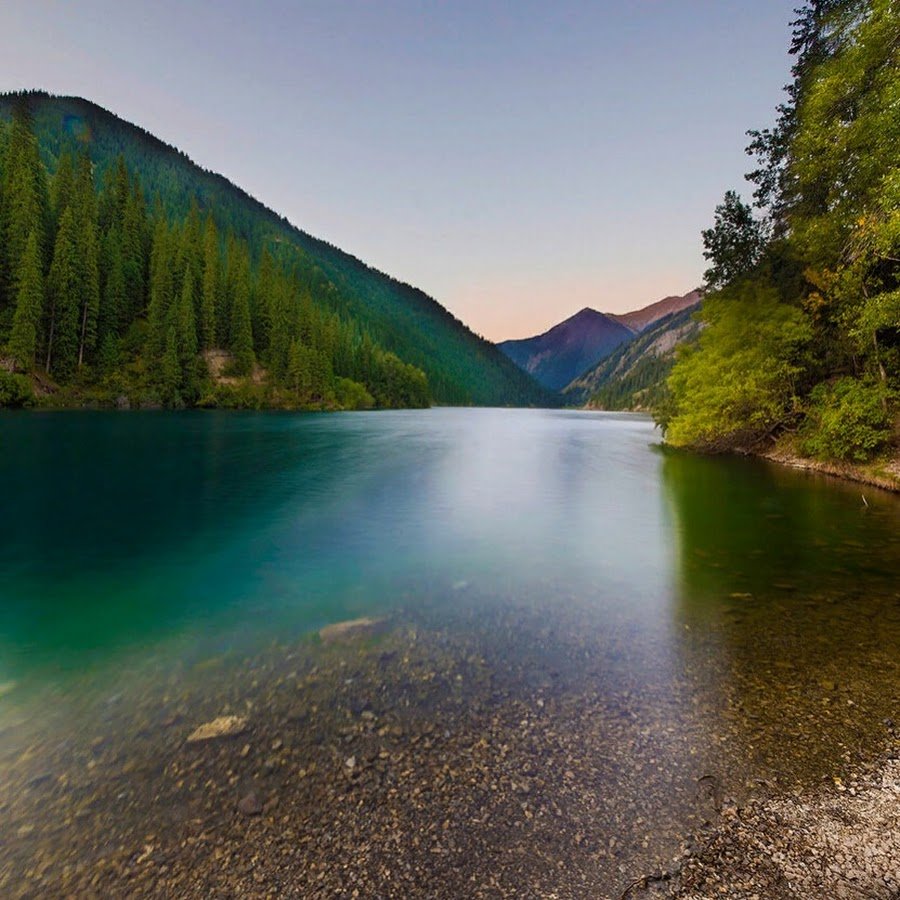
1, 409, 898, 894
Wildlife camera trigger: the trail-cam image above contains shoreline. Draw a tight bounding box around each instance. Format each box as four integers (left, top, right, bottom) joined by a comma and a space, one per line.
750, 443, 900, 494
628, 742, 900, 898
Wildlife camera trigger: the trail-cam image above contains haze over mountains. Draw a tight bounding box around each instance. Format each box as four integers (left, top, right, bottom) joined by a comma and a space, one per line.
498, 291, 701, 392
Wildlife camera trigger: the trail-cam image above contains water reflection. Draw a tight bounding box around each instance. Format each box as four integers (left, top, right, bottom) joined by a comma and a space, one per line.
662, 448, 900, 781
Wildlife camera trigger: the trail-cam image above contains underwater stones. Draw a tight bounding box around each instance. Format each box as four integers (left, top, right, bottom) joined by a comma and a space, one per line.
319, 617, 383, 644
237, 791, 262, 816
186, 716, 248, 743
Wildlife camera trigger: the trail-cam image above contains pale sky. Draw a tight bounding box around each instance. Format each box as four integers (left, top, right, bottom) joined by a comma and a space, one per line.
0, 1, 794, 340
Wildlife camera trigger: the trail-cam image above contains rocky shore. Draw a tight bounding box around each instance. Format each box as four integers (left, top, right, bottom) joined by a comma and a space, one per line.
1, 595, 899, 899
756, 442, 900, 495
629, 749, 900, 899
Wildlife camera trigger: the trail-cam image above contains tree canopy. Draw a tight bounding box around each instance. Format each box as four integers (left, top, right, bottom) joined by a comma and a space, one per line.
663, 0, 899, 463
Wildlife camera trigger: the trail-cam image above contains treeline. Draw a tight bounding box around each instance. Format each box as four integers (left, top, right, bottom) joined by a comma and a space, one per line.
661, 0, 898, 463
0, 101, 429, 410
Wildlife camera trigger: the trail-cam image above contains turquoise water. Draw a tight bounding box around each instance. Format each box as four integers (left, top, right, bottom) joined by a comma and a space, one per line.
2, 408, 900, 896
0, 407, 898, 701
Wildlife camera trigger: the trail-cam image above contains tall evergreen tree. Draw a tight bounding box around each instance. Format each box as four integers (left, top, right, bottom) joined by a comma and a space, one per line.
147, 219, 174, 358
0, 100, 49, 309
121, 178, 147, 320
175, 269, 198, 371
45, 207, 80, 379
73, 154, 101, 367
228, 244, 255, 375
8, 230, 43, 370
160, 325, 181, 405
254, 246, 275, 354
200, 214, 219, 351
51, 150, 74, 228
99, 223, 125, 344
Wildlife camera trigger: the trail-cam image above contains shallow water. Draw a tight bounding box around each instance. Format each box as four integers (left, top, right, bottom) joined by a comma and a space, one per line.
1, 408, 898, 896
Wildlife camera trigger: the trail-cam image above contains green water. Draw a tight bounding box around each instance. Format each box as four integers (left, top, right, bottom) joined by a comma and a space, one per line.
0, 408, 898, 691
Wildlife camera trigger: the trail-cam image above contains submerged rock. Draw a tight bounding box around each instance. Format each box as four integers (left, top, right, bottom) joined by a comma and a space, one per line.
186, 715, 248, 743
319, 617, 383, 644
237, 791, 262, 816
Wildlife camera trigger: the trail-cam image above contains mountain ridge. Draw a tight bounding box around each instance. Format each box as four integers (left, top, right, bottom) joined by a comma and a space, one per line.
498, 308, 633, 391
498, 290, 702, 392
564, 302, 703, 410
0, 91, 550, 407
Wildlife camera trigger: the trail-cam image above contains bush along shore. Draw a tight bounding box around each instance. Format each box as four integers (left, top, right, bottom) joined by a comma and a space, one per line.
657, 2, 899, 475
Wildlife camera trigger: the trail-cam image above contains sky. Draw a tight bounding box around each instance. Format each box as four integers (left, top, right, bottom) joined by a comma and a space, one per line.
0, 1, 796, 341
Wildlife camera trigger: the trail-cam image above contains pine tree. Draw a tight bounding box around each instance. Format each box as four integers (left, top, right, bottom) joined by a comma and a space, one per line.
147, 219, 174, 358
99, 224, 125, 344
45, 206, 81, 379
51, 150, 74, 227
200, 214, 219, 350
286, 338, 307, 394
160, 325, 181, 405
268, 276, 293, 380
8, 230, 43, 370
74, 154, 101, 368
228, 244, 255, 375
254, 246, 275, 354
121, 178, 147, 320
175, 270, 198, 370
0, 100, 49, 310
178, 199, 203, 290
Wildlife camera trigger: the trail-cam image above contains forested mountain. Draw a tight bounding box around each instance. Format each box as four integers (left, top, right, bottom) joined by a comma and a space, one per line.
565, 303, 702, 410
498, 309, 634, 391
0, 91, 548, 409
661, 0, 899, 466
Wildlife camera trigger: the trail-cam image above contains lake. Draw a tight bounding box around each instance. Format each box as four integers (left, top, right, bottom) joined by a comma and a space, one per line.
1, 408, 899, 897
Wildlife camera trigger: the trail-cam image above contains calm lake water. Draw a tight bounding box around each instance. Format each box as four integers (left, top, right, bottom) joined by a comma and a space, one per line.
1, 408, 899, 896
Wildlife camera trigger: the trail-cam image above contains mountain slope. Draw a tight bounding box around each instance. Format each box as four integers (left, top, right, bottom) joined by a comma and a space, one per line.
497, 308, 634, 391
607, 290, 702, 332
0, 91, 548, 406
564, 303, 702, 410
498, 291, 703, 392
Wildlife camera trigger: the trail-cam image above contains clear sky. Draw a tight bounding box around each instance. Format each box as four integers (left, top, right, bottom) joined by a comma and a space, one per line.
0, 1, 795, 340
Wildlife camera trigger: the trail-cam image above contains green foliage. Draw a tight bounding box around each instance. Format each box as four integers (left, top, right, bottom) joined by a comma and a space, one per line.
0, 370, 33, 407
334, 377, 374, 410
701, 191, 766, 290
159, 326, 182, 407
46, 206, 81, 379
801, 377, 894, 461
664, 0, 899, 462
0, 100, 49, 304
8, 230, 43, 370
664, 285, 811, 450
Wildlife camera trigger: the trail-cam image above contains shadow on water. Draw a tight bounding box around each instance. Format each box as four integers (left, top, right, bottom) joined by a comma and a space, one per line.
661, 448, 900, 782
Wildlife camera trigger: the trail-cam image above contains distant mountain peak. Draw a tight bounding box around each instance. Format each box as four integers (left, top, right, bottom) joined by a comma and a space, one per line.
498, 308, 633, 391
498, 290, 702, 393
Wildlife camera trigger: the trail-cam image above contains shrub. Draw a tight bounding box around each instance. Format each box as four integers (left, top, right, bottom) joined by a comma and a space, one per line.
334, 377, 374, 410
663, 284, 811, 450
801, 377, 894, 462
0, 370, 34, 408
